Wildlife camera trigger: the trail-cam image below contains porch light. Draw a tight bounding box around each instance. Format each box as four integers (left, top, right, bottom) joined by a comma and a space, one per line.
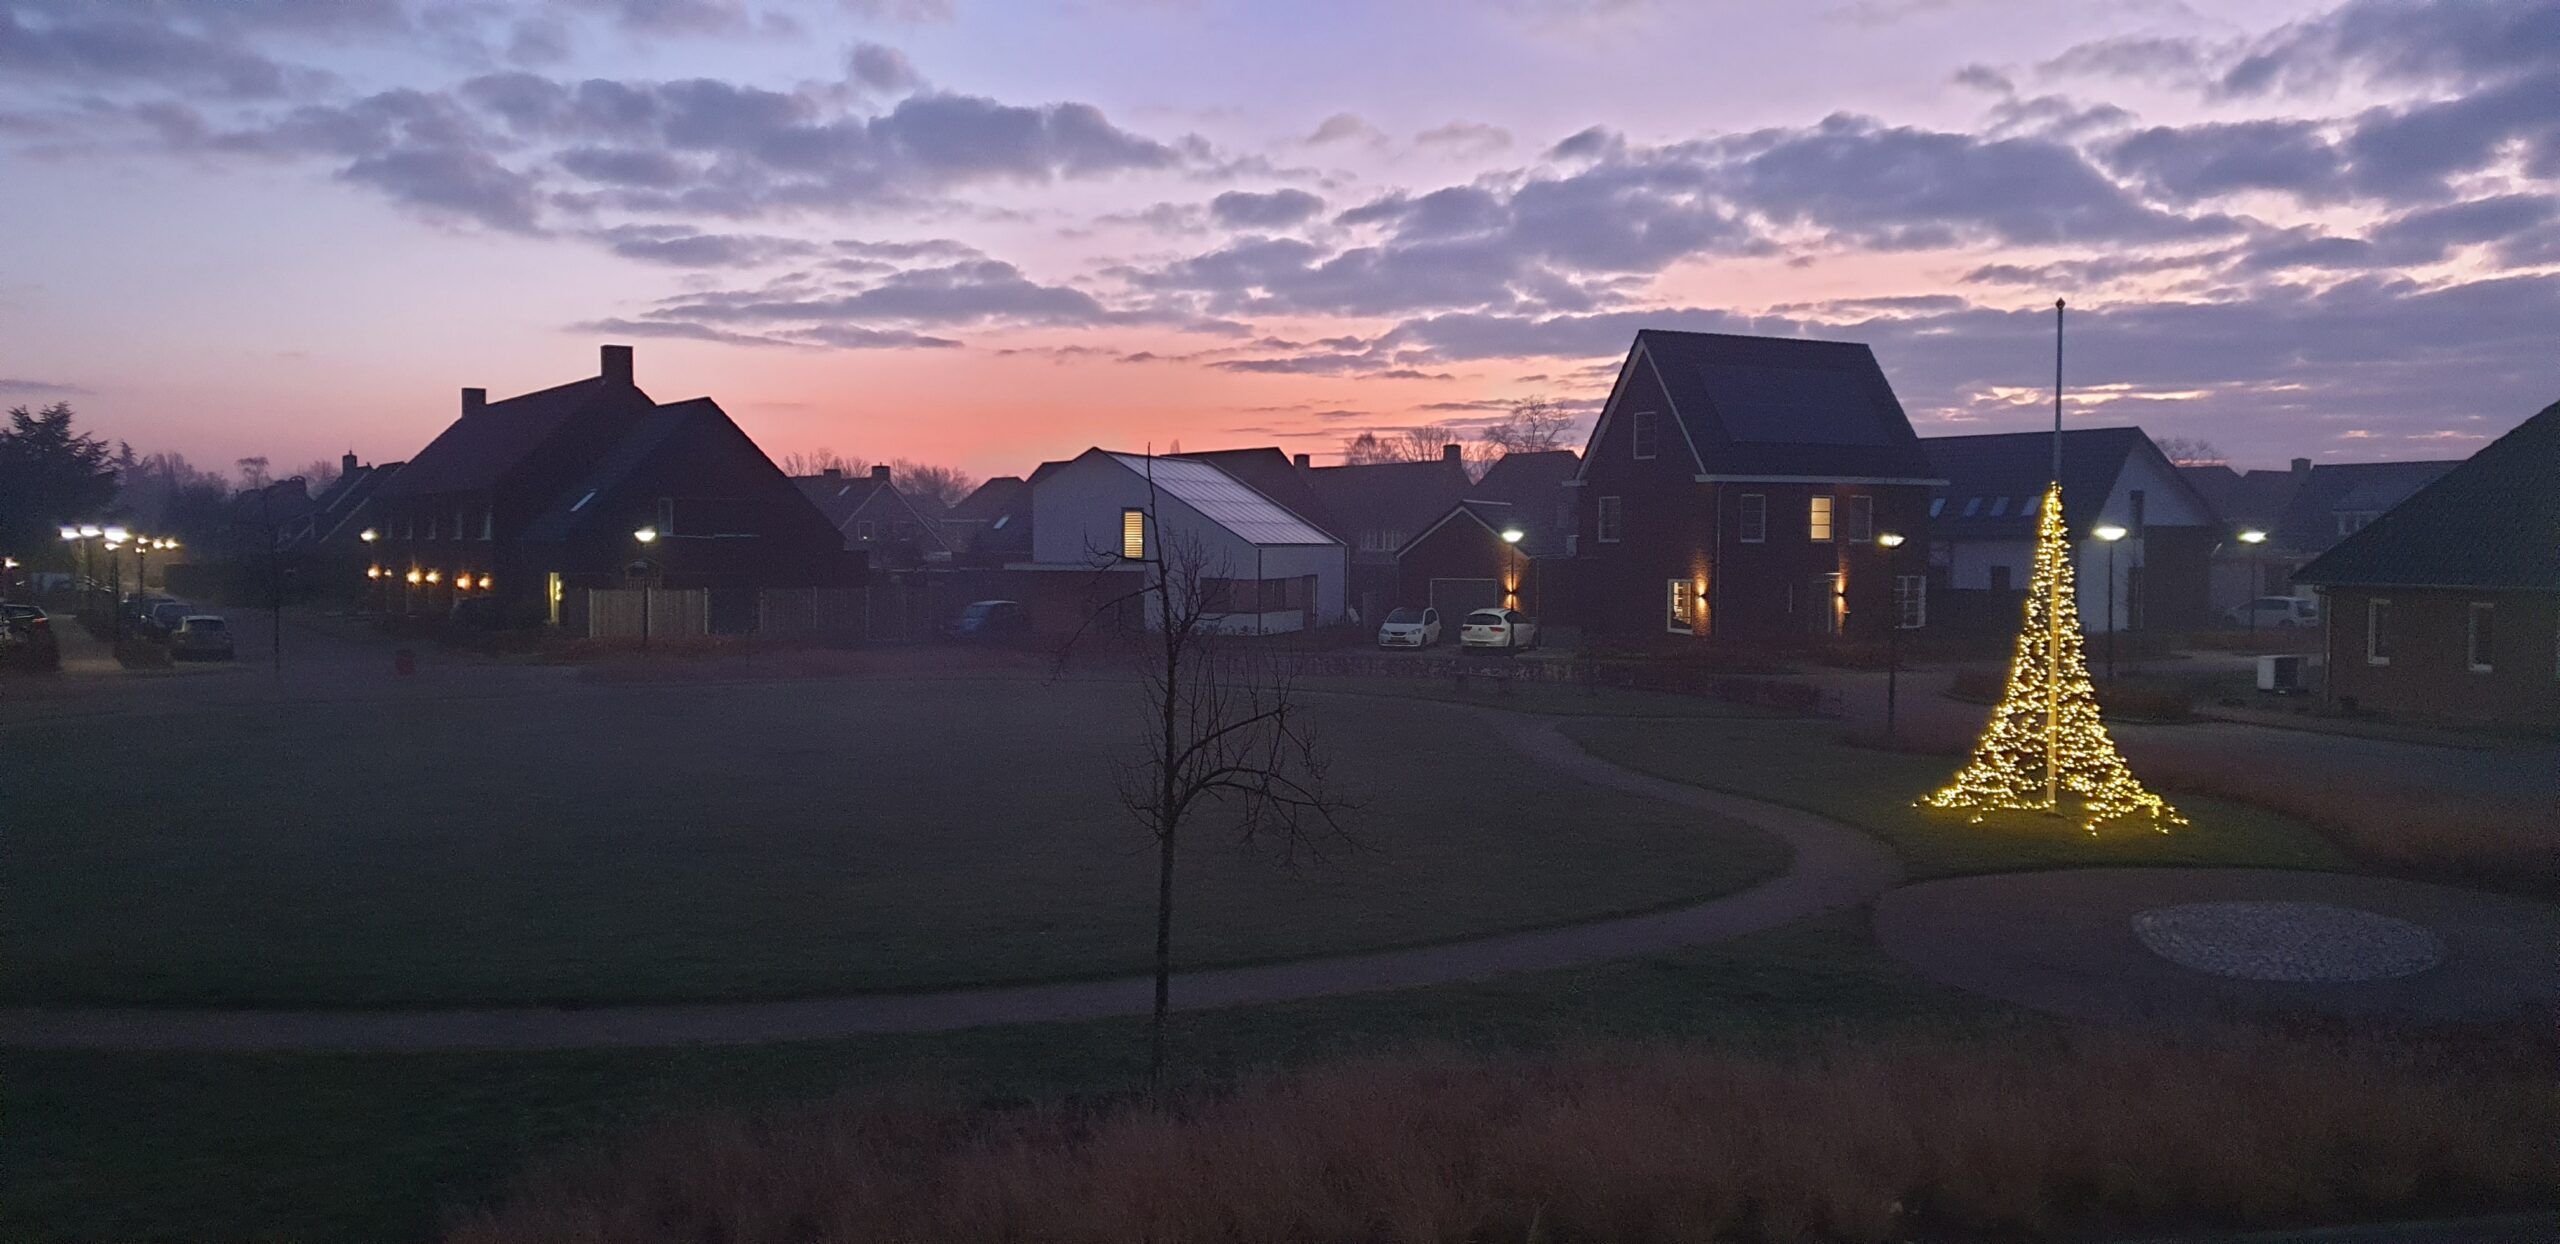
405, 568, 422, 585
477, 574, 492, 590
1877, 532, 1906, 549
79, 525, 101, 538
102, 526, 128, 543
367, 565, 382, 579
425, 570, 442, 584
60, 527, 79, 541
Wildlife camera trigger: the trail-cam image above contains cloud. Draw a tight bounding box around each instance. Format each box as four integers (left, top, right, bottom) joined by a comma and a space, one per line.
2101, 120, 2347, 204
1415, 120, 1513, 156
1304, 112, 1386, 147
1208, 188, 1324, 228
847, 41, 922, 94
339, 143, 544, 233
0, 7, 299, 98
589, 224, 823, 266
2222, 0, 2560, 95
0, 377, 91, 397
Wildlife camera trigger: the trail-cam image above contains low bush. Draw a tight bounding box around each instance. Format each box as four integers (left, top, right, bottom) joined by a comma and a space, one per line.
452, 1024, 2558, 1244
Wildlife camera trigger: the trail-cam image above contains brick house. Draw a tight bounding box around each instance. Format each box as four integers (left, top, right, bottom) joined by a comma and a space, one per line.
1568, 330, 1938, 646
1394, 499, 1561, 620
1305, 448, 1472, 625
792, 464, 953, 567
2297, 399, 2560, 731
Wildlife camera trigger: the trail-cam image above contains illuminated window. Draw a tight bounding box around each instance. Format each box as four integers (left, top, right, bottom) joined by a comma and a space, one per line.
1895, 575, 1927, 629
1630, 410, 1659, 460
1121, 508, 1146, 559
1808, 496, 1834, 542
2366, 598, 2391, 666
1738, 493, 1766, 543
1665, 579, 1697, 635
1594, 496, 1623, 543
547, 573, 563, 626
2467, 602, 2494, 672
1847, 495, 1873, 542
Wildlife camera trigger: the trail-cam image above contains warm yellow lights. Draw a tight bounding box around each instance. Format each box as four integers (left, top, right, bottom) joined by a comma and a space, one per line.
1921, 483, 2185, 834
424, 570, 442, 584
1876, 531, 1906, 549
405, 568, 423, 585
367, 565, 382, 579
477, 574, 492, 590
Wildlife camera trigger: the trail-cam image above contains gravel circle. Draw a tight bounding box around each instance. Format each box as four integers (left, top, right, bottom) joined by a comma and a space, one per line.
2133, 900, 2445, 982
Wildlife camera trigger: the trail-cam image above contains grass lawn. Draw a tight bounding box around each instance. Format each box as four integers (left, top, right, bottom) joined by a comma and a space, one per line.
1, 913, 2018, 1244
1560, 717, 2350, 879
1, 677, 1786, 1008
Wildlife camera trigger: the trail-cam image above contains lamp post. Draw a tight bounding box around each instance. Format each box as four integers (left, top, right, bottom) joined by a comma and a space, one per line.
2093, 524, 2127, 682
360, 528, 382, 616
1877, 531, 1907, 749
2236, 529, 2268, 635
1500, 526, 1525, 612
633, 526, 659, 652
1, 556, 16, 604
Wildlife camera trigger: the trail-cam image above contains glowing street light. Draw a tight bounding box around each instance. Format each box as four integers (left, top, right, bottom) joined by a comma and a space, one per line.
359, 528, 379, 544
632, 526, 658, 544
1877, 531, 1909, 747
2093, 524, 2128, 681
2236, 529, 2269, 634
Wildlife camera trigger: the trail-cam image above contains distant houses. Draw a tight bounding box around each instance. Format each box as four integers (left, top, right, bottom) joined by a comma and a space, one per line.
2180, 456, 2458, 615
791, 464, 953, 568
1024, 448, 1348, 633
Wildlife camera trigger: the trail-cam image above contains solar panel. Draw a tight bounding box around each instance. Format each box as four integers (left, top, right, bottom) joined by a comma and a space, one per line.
1110, 454, 1334, 545
1694, 362, 1890, 446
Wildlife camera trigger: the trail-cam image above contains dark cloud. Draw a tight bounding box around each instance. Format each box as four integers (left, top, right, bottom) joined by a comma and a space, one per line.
0, 7, 297, 98
2223, 0, 2560, 95
847, 42, 921, 94
2101, 120, 2347, 204
339, 144, 543, 233
590, 224, 822, 267
1208, 188, 1323, 228
0, 377, 91, 396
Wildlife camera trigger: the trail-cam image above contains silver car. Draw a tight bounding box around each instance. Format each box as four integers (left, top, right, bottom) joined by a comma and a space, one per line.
168, 614, 235, 660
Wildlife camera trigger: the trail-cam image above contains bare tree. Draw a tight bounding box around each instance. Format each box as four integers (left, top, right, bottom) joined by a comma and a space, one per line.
1340, 424, 1490, 477
1060, 479, 1355, 1085
235, 456, 271, 491
2154, 437, 2226, 466
289, 457, 343, 493
1479, 397, 1577, 457
1339, 430, 1395, 465
778, 448, 869, 478
886, 458, 976, 510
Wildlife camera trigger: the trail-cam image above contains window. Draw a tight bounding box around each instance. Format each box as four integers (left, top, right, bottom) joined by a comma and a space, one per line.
1847, 495, 1874, 542
1809, 572, 1843, 635
1738, 493, 1767, 543
2129, 489, 2147, 529
855, 519, 876, 541
1929, 497, 1946, 518
546, 572, 563, 626
2468, 602, 2494, 672
656, 497, 676, 537
1120, 507, 1146, 559
1895, 575, 1927, 629
2366, 598, 2392, 665
1666, 579, 1698, 635
453, 504, 466, 536
1962, 496, 1983, 517
1630, 410, 1659, 460
1989, 565, 2013, 592
426, 514, 439, 540
481, 508, 493, 540
1988, 496, 2009, 517
1595, 496, 1623, 543
1808, 495, 1834, 542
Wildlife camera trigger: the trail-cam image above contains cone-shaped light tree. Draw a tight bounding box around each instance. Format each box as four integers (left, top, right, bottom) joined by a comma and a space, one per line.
1921, 482, 2187, 833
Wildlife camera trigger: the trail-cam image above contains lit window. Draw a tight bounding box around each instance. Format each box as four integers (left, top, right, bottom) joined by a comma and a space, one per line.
1121, 507, 1146, 559
1665, 579, 1698, 635
1808, 496, 1834, 542
1595, 496, 1624, 543
1847, 495, 1874, 542
2366, 598, 2391, 666
1738, 493, 1766, 543
1895, 575, 1927, 629
1630, 410, 1659, 460
2467, 602, 2494, 672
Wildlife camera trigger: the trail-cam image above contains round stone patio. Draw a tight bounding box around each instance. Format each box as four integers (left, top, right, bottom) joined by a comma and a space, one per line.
1875, 867, 2560, 1025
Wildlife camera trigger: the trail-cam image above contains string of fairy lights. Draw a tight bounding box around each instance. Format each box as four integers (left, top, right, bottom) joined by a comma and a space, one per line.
1921, 483, 2187, 834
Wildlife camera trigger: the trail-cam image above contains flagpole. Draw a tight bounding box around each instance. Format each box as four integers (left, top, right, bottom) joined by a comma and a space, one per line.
2046, 298, 2064, 812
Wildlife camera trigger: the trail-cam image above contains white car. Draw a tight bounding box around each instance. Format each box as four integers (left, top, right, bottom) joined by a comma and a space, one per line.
2228, 596, 2320, 627
1376, 606, 1441, 648
1460, 608, 1538, 650
168, 614, 235, 660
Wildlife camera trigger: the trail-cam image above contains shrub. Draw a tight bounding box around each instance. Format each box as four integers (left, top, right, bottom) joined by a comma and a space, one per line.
451, 1025, 2557, 1244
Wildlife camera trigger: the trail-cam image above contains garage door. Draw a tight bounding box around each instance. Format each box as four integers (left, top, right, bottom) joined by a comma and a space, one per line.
1430, 577, 1504, 618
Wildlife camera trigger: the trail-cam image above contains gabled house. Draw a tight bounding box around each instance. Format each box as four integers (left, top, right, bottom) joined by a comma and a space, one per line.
1394, 499, 1563, 620
1470, 449, 1580, 553
1305, 446, 1472, 623
372, 345, 857, 626
2182, 457, 2460, 613
1569, 330, 1938, 645
941, 475, 1032, 565
792, 464, 953, 567
281, 453, 404, 552
2297, 400, 2560, 730
1924, 426, 2218, 633
1026, 448, 1346, 633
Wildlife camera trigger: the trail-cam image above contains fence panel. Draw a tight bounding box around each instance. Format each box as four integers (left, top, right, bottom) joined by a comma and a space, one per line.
585, 588, 709, 640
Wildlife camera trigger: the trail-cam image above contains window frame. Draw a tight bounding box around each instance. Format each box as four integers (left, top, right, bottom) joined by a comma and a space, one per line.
1846, 494, 1874, 543
1665, 579, 1697, 635
1807, 495, 1834, 543
2467, 601, 2494, 673
1630, 410, 1659, 461
2366, 597, 2392, 666
1120, 507, 1146, 560
1737, 493, 1767, 543
1594, 495, 1624, 544
1894, 574, 1927, 630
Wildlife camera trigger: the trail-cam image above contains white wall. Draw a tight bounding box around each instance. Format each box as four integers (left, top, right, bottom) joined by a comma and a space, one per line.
1029, 449, 1347, 628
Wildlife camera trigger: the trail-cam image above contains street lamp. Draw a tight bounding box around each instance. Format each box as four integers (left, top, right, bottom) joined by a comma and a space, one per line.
1877, 531, 1907, 749
2236, 529, 2269, 635
2093, 524, 2127, 682
632, 527, 659, 651
1500, 526, 1525, 612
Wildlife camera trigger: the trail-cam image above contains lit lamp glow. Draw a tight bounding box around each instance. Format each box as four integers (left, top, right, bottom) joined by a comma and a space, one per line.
424, 570, 441, 584
1919, 483, 2183, 833
367, 565, 382, 579
360, 528, 379, 544
405, 568, 422, 585
477, 574, 492, 590
632, 527, 658, 544
2236, 529, 2267, 544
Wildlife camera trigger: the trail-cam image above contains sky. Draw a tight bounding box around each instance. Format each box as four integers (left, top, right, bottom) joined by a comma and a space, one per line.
2, 0, 2555, 482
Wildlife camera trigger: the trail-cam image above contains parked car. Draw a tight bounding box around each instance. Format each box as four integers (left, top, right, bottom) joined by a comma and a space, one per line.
1376, 606, 1441, 648
2227, 596, 2320, 627
168, 614, 235, 660
1459, 608, 1538, 650
944, 599, 1029, 643
143, 599, 192, 637
1, 603, 58, 671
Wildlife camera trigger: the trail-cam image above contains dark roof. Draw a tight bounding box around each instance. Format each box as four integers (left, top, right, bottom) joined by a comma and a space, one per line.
1474, 449, 1579, 502
1631, 330, 1935, 479
519, 401, 706, 543
1306, 456, 1471, 556
1407, 498, 1569, 558
792, 473, 893, 529
378, 376, 647, 498
946, 475, 1028, 524
2271, 459, 2459, 553
2297, 400, 2560, 591
2177, 464, 2296, 530
1171, 448, 1343, 539
1924, 426, 2160, 539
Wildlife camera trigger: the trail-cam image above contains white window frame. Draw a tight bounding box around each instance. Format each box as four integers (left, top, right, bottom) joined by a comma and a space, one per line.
2466, 601, 2494, 673
1665, 579, 1697, 635
1847, 494, 1874, 543
1630, 410, 1659, 460
1595, 495, 1623, 544
1738, 493, 1767, 543
1894, 574, 1927, 630
1808, 495, 1834, 543
2366, 597, 2391, 666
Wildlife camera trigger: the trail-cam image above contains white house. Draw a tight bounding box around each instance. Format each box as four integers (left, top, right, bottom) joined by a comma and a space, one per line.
1025, 449, 1348, 633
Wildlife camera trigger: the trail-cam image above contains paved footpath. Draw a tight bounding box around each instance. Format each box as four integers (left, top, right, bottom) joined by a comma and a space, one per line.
0, 710, 1901, 1053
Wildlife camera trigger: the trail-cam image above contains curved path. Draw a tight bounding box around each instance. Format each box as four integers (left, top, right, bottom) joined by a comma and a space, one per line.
0, 710, 1900, 1053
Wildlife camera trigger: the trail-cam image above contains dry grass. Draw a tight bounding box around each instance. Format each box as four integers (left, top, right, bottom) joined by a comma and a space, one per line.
2143, 751, 2560, 892
450, 1025, 2556, 1244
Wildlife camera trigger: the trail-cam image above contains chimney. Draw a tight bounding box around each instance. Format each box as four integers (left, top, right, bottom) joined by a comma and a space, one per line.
1442, 443, 1462, 464
462, 387, 486, 417
1292, 452, 1311, 470
2290, 457, 2312, 477
600, 343, 634, 387
822, 467, 842, 480
871, 464, 891, 482
341, 451, 359, 476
